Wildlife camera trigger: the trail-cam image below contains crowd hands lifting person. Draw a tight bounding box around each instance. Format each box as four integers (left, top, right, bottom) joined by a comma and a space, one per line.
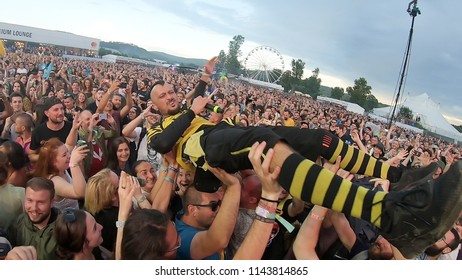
0, 46, 461, 261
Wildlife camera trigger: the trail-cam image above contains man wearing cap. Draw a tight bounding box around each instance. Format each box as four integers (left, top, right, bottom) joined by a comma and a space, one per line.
29, 97, 77, 162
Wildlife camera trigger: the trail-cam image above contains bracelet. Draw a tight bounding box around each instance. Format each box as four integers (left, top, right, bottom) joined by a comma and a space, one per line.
69, 162, 79, 168
115, 220, 125, 228
260, 196, 279, 203
160, 166, 167, 172
255, 205, 276, 220
167, 166, 179, 173
136, 195, 147, 205
164, 177, 175, 184
255, 214, 275, 224
140, 112, 145, 120
198, 66, 212, 76
257, 202, 276, 213
309, 212, 325, 221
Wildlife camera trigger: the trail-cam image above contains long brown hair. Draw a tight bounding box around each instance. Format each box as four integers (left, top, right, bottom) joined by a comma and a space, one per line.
33, 138, 64, 178
54, 208, 87, 260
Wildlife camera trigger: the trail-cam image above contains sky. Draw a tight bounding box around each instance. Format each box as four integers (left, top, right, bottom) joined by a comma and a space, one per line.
3, 0, 462, 125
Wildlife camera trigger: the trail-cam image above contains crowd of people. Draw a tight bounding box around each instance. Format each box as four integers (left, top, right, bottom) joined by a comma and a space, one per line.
0, 46, 461, 261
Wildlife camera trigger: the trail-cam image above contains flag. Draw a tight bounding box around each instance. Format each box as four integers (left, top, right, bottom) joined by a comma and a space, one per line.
0, 41, 6, 57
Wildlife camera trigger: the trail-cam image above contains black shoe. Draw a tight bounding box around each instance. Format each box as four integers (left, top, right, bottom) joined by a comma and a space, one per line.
194, 168, 222, 193
379, 161, 462, 259
390, 163, 438, 192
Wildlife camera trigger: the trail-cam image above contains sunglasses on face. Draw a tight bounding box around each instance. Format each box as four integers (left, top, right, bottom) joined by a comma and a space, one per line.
190, 200, 222, 212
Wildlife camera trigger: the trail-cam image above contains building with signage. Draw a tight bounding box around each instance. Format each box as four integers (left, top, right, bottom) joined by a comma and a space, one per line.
0, 22, 100, 56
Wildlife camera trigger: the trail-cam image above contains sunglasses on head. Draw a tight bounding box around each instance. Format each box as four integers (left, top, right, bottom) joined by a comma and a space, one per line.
63, 208, 77, 223
190, 200, 222, 212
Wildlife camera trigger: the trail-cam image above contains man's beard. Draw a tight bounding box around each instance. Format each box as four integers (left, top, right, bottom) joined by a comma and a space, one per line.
49, 117, 63, 125
28, 210, 51, 226
167, 106, 181, 115
424, 244, 445, 257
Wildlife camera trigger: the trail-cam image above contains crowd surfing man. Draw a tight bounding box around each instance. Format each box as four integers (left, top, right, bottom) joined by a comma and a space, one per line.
148, 57, 462, 259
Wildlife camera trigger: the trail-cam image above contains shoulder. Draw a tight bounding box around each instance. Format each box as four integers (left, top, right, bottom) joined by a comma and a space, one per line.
63, 121, 73, 130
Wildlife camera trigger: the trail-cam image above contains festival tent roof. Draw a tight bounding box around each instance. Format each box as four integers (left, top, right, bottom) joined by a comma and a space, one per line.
372, 93, 462, 141
316, 96, 365, 115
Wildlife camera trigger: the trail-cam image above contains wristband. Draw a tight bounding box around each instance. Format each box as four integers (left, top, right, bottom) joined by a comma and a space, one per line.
116, 220, 125, 228
69, 162, 79, 168
198, 66, 212, 76
167, 166, 179, 173
164, 177, 175, 184
260, 196, 279, 203
136, 195, 147, 205
160, 166, 167, 172
140, 112, 145, 120
257, 202, 276, 213
255, 205, 276, 220
255, 214, 275, 224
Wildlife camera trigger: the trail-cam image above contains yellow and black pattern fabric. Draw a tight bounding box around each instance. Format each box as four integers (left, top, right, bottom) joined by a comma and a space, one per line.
147, 109, 214, 171
278, 153, 387, 228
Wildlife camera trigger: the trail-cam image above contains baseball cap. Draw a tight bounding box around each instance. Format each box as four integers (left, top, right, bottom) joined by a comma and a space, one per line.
43, 97, 63, 110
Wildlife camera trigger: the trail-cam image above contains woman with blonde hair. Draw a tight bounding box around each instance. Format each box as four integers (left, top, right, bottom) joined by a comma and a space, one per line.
84, 168, 119, 253
33, 138, 88, 210
85, 169, 147, 253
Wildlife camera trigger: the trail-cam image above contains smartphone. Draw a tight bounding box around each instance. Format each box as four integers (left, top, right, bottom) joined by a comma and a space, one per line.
406, 145, 414, 153
76, 140, 86, 146
98, 113, 107, 120
136, 177, 146, 186
119, 82, 127, 89
414, 151, 421, 157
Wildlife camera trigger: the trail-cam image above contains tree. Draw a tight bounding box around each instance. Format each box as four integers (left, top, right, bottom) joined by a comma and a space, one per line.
216, 50, 227, 73
301, 75, 321, 98
364, 94, 379, 112
291, 59, 305, 80
347, 77, 372, 107
331, 87, 344, 100
279, 70, 293, 92
399, 106, 413, 119
225, 35, 245, 75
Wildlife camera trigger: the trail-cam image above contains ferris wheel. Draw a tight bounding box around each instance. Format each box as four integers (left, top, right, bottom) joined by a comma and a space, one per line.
243, 46, 284, 84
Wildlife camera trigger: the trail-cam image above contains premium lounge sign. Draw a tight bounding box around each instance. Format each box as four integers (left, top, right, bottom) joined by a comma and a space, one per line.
0, 22, 100, 51
0, 28, 33, 38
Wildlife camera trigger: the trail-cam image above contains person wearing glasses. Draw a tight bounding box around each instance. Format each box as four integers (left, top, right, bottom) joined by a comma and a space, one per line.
7, 177, 59, 260
415, 228, 461, 260
174, 166, 241, 260
53, 208, 104, 260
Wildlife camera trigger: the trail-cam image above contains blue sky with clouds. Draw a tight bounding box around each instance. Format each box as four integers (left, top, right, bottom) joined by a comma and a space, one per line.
3, 0, 462, 124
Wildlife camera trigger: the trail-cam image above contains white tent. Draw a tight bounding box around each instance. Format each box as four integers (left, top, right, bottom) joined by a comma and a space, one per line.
317, 96, 365, 115
372, 93, 462, 141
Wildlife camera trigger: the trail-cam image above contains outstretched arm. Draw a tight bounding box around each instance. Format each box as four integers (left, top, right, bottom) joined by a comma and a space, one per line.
233, 142, 282, 260
190, 167, 241, 260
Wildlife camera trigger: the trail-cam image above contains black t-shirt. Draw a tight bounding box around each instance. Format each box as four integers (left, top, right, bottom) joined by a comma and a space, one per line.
85, 102, 98, 114
30, 121, 73, 151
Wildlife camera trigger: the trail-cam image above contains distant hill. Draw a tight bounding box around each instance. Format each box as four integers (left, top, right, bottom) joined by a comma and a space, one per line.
100, 41, 207, 67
